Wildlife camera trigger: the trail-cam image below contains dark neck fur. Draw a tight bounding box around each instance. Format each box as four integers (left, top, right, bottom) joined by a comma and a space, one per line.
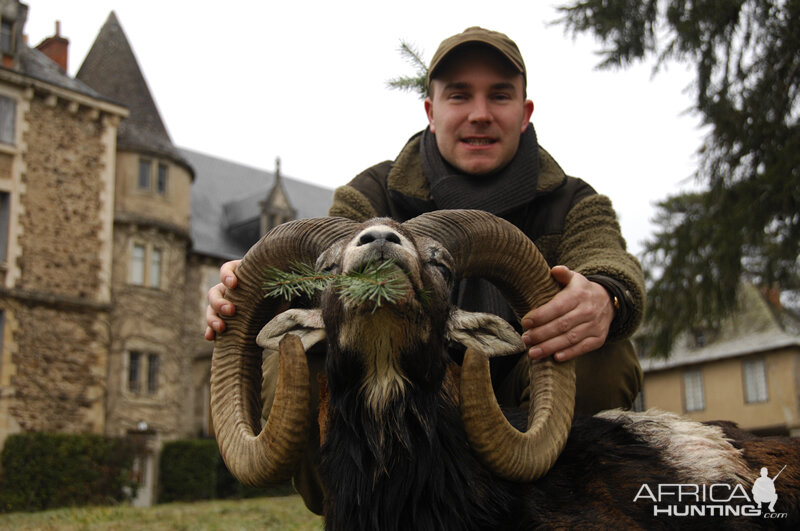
320, 350, 518, 531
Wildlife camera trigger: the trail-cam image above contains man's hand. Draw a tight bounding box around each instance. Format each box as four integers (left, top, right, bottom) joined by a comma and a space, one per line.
521, 265, 614, 362
204, 260, 241, 341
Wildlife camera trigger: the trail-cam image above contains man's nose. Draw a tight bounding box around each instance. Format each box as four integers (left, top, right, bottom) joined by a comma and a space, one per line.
468, 97, 492, 124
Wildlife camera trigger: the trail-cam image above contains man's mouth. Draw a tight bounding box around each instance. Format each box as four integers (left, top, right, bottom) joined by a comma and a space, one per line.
461, 137, 496, 146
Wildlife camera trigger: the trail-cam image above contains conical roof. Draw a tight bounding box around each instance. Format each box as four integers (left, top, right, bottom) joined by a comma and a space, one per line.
76, 12, 191, 174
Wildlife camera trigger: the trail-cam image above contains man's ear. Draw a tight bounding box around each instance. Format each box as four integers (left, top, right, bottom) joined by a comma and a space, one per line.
424, 97, 436, 133
521, 99, 534, 133
445, 309, 525, 357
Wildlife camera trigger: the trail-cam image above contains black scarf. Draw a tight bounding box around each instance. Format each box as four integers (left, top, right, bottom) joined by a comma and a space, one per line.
420, 123, 540, 215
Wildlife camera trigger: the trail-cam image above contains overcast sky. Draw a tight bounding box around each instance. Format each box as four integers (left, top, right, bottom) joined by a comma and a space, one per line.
24, 0, 705, 257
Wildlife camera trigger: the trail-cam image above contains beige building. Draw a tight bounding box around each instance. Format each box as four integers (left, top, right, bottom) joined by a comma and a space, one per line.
639, 284, 800, 437
0, 2, 332, 505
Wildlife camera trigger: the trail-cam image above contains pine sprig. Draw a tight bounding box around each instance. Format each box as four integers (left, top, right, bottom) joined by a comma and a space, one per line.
262, 262, 337, 300
335, 259, 411, 309
263, 259, 415, 310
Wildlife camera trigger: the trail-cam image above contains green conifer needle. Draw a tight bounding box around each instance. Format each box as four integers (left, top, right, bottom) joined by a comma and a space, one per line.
263, 259, 414, 311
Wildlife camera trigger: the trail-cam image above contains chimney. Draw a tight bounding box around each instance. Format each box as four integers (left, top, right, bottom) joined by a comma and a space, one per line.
761, 285, 782, 310
35, 21, 69, 72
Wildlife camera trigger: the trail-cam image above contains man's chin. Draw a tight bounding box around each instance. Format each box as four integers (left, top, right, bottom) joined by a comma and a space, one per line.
452, 159, 505, 177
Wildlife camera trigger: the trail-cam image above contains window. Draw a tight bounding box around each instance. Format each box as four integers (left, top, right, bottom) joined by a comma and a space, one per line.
129, 243, 165, 289
743, 359, 768, 403
138, 158, 168, 196
683, 369, 705, 412
138, 159, 151, 190
128, 351, 141, 393
147, 354, 159, 394
149, 248, 162, 289
128, 351, 159, 395
0, 21, 13, 54
0, 95, 15, 145
156, 163, 168, 195
130, 244, 145, 285
0, 191, 9, 263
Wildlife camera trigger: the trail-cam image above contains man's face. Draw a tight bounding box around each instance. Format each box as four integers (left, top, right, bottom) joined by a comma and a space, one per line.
425, 48, 534, 176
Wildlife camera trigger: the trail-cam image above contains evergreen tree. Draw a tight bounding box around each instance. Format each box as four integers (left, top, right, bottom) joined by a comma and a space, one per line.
556, 0, 800, 355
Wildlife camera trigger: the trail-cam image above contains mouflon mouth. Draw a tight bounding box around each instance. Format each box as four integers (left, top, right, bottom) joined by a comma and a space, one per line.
341, 258, 418, 313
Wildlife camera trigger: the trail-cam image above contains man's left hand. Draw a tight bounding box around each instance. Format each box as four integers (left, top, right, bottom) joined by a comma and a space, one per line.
521, 265, 614, 362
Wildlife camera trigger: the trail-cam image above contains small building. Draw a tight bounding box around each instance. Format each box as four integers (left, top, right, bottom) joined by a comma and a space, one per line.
639, 284, 800, 437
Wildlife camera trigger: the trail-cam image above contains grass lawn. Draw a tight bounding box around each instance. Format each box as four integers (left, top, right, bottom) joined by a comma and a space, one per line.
0, 495, 322, 530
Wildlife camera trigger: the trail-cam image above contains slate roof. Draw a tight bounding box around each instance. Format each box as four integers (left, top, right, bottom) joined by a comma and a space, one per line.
640, 284, 800, 372
181, 148, 334, 260
14, 45, 105, 100
75, 12, 191, 173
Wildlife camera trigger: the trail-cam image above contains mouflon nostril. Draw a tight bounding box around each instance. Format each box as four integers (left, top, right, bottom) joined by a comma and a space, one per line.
357, 230, 402, 247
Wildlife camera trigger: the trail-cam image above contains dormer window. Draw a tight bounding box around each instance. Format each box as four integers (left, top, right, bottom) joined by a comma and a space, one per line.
1, 21, 13, 55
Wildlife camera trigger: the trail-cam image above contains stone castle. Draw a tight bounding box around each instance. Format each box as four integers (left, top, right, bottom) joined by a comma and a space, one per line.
0, 1, 332, 505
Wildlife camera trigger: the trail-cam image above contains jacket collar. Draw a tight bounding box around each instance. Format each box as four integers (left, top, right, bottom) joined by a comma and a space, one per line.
387, 130, 567, 205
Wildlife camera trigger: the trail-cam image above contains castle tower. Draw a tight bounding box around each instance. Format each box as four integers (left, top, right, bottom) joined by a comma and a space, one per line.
76, 14, 195, 502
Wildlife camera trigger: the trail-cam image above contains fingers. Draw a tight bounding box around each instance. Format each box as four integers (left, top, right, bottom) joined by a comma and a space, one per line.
523, 301, 608, 360
525, 319, 607, 362
521, 266, 614, 361
204, 259, 242, 341
205, 285, 231, 340
221, 260, 241, 289
208, 282, 235, 315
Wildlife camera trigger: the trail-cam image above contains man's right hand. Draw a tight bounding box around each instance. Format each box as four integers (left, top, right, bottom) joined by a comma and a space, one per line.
204, 260, 241, 340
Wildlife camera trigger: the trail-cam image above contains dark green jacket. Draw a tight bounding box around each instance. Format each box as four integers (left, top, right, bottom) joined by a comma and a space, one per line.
329, 132, 645, 343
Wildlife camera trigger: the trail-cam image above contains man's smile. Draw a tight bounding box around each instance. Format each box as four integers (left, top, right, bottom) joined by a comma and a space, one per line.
461, 137, 497, 147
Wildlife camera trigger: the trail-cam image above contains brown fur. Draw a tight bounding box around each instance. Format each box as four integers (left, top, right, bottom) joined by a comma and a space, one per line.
317, 373, 330, 445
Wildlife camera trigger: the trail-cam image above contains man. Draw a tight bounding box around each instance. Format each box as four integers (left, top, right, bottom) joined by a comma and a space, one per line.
206, 27, 644, 508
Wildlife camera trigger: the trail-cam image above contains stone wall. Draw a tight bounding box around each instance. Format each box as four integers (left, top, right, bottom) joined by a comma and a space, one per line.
8, 302, 108, 433
17, 97, 107, 300
2, 93, 115, 437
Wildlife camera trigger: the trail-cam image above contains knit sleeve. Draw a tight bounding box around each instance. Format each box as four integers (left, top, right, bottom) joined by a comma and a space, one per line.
328, 161, 393, 221
556, 194, 645, 341
329, 185, 377, 221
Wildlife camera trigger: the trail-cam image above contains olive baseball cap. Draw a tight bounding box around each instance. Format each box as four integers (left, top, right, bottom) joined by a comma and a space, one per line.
426, 27, 526, 90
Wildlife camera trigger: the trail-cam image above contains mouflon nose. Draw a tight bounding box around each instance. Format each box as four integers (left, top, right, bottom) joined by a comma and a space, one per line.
357, 229, 402, 247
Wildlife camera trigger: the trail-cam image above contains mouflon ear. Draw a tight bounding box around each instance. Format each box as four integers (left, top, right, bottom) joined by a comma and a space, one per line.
257, 309, 326, 422
445, 309, 525, 358
257, 308, 326, 355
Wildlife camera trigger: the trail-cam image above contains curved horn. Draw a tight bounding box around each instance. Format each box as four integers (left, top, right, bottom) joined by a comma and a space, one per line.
405, 209, 575, 481
210, 217, 358, 486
